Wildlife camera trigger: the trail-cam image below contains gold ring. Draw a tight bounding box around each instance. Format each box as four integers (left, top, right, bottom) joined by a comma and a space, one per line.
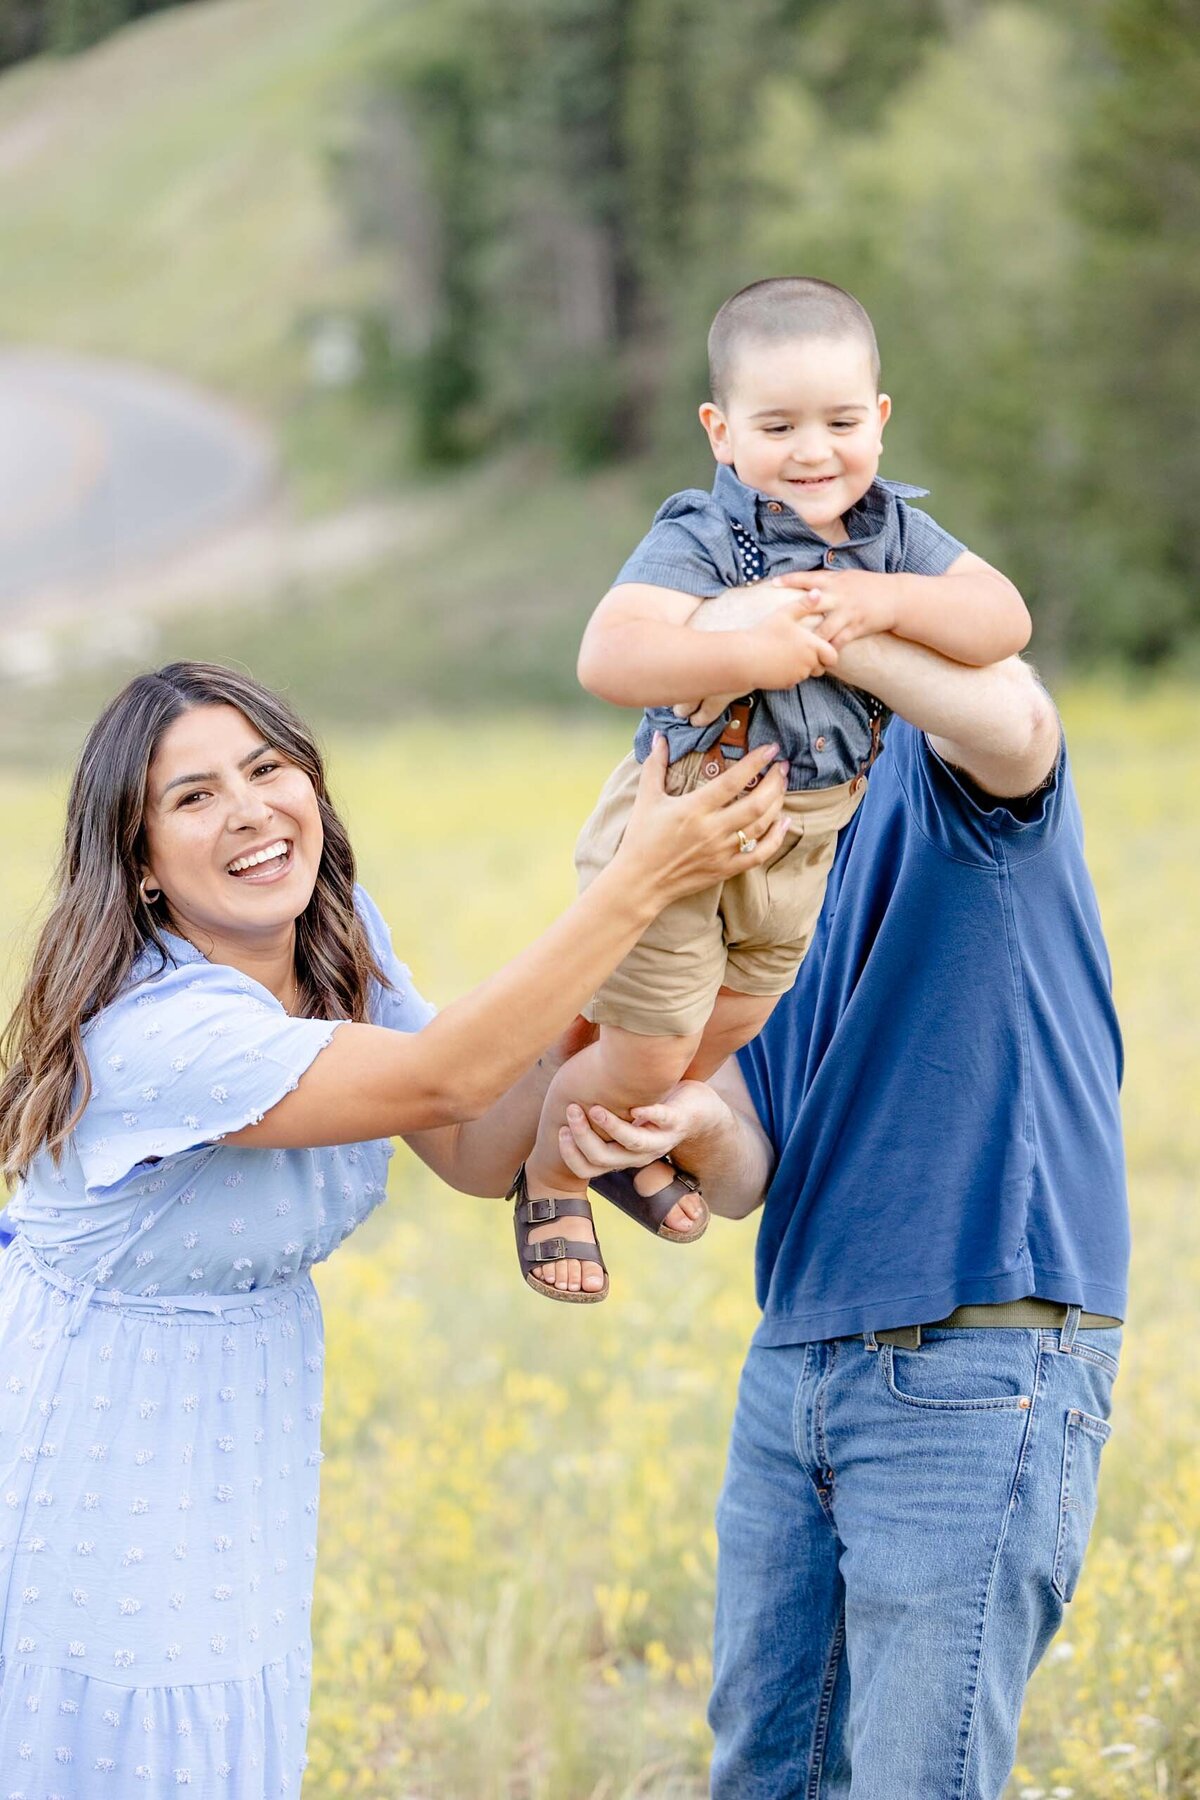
736, 829, 756, 855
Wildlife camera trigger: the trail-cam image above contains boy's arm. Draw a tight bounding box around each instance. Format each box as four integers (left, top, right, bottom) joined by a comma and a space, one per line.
785, 550, 1031, 666
578, 581, 837, 708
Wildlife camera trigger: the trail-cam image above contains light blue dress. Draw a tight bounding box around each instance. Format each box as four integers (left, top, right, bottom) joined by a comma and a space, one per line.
0, 888, 433, 1796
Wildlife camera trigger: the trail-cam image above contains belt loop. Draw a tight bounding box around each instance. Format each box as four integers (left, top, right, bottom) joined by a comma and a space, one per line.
1060, 1305, 1081, 1354
862, 1329, 879, 1352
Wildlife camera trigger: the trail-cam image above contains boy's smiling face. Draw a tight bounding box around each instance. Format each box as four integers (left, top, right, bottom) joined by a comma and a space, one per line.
699, 334, 891, 538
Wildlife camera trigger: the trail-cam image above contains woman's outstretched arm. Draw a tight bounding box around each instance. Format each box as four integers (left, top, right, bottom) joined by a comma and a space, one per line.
226, 740, 788, 1150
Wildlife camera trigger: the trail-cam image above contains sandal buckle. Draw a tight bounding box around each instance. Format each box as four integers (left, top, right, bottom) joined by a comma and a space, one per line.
525, 1197, 558, 1224
531, 1237, 568, 1263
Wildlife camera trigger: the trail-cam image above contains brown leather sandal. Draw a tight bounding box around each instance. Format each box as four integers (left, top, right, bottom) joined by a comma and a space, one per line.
589, 1162, 709, 1244
507, 1164, 610, 1303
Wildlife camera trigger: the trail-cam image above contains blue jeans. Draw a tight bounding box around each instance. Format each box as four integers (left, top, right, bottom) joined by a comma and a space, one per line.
709, 1316, 1120, 1799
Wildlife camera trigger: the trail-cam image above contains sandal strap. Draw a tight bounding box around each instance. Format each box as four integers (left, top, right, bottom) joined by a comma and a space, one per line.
522, 1236, 606, 1267
591, 1167, 699, 1232
515, 1195, 595, 1228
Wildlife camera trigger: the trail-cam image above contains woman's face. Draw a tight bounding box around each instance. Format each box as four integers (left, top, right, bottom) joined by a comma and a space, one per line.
141, 703, 324, 952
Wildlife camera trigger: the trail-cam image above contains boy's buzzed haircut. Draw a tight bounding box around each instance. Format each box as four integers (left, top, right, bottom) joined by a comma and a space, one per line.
708, 277, 881, 407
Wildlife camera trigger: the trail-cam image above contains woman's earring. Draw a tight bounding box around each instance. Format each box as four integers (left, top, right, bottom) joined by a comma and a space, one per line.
138, 875, 161, 905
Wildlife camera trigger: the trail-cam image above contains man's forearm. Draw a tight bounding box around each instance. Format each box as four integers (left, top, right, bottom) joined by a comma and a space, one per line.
673, 1071, 773, 1220
836, 635, 1058, 794
690, 589, 1058, 796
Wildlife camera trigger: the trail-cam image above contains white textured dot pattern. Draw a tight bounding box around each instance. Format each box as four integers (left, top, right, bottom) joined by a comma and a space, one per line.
0, 888, 432, 1792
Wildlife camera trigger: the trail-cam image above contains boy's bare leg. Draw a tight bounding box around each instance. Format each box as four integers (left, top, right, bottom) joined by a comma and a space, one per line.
685, 987, 779, 1081
524, 1025, 703, 1292
524, 991, 779, 1293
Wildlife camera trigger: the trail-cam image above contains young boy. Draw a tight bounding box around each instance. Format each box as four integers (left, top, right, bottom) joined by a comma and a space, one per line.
511, 276, 1031, 1300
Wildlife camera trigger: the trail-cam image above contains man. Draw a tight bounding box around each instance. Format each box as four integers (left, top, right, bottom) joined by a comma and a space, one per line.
561, 619, 1127, 1798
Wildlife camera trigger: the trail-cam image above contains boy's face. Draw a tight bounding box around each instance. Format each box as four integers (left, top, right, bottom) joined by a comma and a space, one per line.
699, 334, 891, 535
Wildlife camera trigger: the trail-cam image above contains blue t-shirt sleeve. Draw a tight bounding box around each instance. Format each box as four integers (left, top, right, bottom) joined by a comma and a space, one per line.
893, 500, 967, 576
896, 722, 1066, 863
354, 884, 437, 1033
612, 491, 734, 598
77, 963, 343, 1196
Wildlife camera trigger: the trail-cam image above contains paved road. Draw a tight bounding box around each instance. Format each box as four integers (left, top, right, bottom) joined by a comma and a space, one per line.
0, 348, 274, 614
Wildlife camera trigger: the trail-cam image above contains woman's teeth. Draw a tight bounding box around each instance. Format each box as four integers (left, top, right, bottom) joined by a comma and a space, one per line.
228, 841, 289, 875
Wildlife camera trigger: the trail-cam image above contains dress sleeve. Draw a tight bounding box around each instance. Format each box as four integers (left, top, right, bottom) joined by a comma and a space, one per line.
893, 500, 967, 577
611, 491, 735, 597
77, 962, 344, 1196
354, 885, 437, 1033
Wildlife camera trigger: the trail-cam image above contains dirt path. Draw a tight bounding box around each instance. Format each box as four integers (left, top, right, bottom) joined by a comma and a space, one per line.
0, 346, 275, 611
0, 346, 421, 683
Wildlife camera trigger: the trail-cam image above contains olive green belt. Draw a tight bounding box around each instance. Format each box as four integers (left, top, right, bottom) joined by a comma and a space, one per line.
873, 1298, 1123, 1351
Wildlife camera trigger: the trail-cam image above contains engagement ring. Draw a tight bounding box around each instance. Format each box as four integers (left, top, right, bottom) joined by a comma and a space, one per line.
737, 830, 756, 855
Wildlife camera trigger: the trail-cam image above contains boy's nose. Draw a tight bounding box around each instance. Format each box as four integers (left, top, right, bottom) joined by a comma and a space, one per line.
789, 432, 832, 466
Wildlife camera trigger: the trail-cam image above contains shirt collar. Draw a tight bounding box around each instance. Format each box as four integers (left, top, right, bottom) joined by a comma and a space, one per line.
712, 463, 929, 545
130, 926, 207, 985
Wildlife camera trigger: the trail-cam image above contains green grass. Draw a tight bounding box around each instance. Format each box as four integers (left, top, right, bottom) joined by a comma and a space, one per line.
1, 689, 1198, 1795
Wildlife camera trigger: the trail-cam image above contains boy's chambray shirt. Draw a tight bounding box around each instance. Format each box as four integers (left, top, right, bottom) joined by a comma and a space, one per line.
619, 464, 966, 790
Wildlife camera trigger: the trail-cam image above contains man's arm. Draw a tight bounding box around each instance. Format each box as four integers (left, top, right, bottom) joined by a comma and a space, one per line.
836, 633, 1059, 799
686, 584, 1058, 800
556, 1061, 775, 1221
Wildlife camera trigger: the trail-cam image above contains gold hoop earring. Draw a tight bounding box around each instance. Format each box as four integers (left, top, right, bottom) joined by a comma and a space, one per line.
138, 876, 161, 905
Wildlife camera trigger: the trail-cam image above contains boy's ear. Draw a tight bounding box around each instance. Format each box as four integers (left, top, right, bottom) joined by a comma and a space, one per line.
876, 393, 892, 446
699, 402, 735, 465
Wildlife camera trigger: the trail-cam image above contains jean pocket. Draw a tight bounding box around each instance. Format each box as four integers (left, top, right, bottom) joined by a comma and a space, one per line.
881, 1335, 1036, 1411
1052, 1408, 1112, 1602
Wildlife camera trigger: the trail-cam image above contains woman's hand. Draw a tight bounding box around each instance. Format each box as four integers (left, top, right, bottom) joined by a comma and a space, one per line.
556, 1081, 730, 1179
616, 736, 790, 908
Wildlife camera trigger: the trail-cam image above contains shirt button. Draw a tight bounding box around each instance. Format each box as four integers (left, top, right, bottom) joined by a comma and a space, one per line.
825, 549, 836, 566
767, 501, 783, 513
815, 736, 827, 752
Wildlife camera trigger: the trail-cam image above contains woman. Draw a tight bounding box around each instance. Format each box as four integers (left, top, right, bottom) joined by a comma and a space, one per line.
0, 662, 786, 1795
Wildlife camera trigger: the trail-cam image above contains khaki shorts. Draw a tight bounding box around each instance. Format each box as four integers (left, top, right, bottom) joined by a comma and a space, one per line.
576, 750, 865, 1038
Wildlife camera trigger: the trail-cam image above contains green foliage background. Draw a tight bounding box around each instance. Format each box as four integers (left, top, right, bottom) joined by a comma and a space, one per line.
339, 0, 1199, 666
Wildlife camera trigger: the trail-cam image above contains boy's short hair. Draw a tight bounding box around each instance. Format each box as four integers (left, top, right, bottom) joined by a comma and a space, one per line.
708, 278, 881, 406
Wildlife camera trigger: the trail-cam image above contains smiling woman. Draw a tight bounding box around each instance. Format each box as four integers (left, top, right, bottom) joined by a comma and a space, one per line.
0, 660, 788, 1797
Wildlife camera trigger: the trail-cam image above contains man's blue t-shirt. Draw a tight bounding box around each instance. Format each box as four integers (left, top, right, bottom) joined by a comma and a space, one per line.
737, 721, 1128, 1345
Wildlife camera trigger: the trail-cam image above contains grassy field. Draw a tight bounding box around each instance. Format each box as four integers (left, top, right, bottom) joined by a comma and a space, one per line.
1, 688, 1196, 1797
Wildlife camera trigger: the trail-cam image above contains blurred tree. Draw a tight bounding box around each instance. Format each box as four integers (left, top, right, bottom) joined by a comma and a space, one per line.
747, 8, 1090, 657
348, 0, 802, 467
0, 0, 45, 68
330, 0, 1193, 660
48, 0, 130, 52
1071, 0, 1200, 659
0, 0, 204, 61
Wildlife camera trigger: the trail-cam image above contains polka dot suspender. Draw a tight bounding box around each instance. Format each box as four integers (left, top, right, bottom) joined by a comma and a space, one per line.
730, 520, 767, 586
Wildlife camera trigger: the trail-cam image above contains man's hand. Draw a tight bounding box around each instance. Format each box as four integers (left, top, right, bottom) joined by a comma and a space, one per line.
674, 601, 837, 727
771, 568, 898, 652
556, 1081, 731, 1181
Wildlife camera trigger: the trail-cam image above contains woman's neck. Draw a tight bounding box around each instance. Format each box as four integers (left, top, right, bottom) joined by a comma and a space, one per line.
166, 915, 298, 1010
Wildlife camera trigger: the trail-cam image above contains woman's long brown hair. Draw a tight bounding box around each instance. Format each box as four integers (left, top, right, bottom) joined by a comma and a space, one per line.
0, 662, 386, 1178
